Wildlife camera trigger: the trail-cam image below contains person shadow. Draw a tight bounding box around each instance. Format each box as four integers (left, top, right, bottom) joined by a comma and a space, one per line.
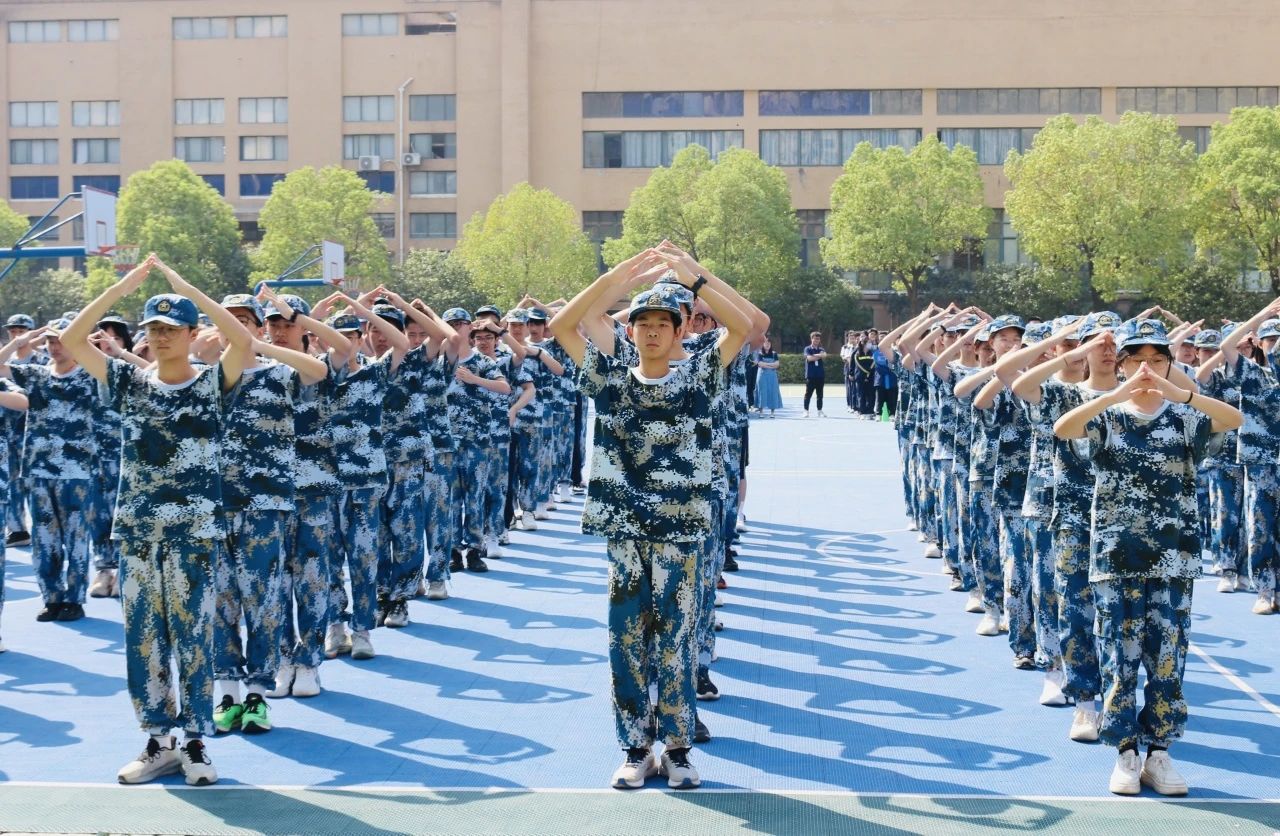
400, 623, 605, 666
362, 654, 590, 704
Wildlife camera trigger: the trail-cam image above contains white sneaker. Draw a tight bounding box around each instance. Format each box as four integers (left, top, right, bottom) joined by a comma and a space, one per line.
1109, 749, 1142, 795
907, 521, 918, 531
1252, 593, 1274, 615
351, 629, 375, 660
1069, 705, 1100, 742
179, 739, 218, 786
485, 536, 504, 558
976, 607, 1004, 637
964, 591, 984, 613
735, 514, 747, 533
546, 500, 559, 511
916, 532, 927, 542
383, 601, 409, 628
923, 542, 941, 559
554, 484, 567, 503
611, 748, 657, 789
803, 410, 810, 418
1039, 669, 1067, 706
1140, 750, 1188, 796
533, 502, 551, 520
1217, 573, 1235, 593
659, 749, 701, 789
426, 581, 449, 600
324, 623, 351, 659
498, 530, 510, 546
520, 512, 538, 531
415, 578, 427, 597
117, 736, 181, 784
817, 410, 826, 418
266, 664, 295, 698
291, 665, 321, 698
89, 569, 114, 598
1235, 575, 1247, 592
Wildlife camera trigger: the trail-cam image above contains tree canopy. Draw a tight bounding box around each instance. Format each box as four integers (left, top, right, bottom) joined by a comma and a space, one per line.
395, 249, 486, 313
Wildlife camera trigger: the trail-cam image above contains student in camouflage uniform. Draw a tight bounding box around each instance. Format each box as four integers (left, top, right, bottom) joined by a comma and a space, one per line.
1055, 317, 1241, 797
2, 313, 40, 548
0, 321, 98, 623
551, 244, 751, 792
0, 377, 28, 653
507, 308, 564, 531
1192, 329, 1247, 592
61, 254, 256, 787
526, 306, 574, 518
86, 314, 130, 599
421, 307, 468, 598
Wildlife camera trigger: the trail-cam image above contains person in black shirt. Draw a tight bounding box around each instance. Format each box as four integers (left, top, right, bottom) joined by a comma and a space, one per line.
803, 331, 827, 417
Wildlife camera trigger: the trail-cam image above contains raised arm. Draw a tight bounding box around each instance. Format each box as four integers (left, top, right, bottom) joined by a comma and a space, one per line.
973, 374, 1006, 411
344, 292, 409, 371
954, 365, 999, 401
1218, 296, 1280, 368
550, 249, 662, 365
253, 339, 327, 385
62, 255, 156, 382
154, 259, 253, 391
994, 318, 1083, 389
654, 245, 751, 367
0, 325, 50, 379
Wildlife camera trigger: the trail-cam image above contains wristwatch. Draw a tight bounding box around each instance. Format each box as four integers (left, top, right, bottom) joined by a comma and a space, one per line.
691, 275, 708, 296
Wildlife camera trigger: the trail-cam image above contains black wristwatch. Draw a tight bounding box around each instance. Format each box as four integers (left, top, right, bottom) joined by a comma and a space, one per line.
691, 275, 708, 296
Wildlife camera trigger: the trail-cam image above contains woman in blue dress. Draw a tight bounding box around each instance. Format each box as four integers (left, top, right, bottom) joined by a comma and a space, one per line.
754, 336, 783, 415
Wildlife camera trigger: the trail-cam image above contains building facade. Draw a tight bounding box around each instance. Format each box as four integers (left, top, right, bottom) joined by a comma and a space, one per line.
2, 0, 1278, 285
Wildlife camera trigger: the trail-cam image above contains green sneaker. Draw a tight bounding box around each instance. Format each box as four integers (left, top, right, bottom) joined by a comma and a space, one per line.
240, 693, 272, 734
213, 695, 243, 734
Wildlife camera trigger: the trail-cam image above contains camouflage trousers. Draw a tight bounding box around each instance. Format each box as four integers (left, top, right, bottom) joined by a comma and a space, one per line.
535, 423, 559, 505
1244, 464, 1280, 596
935, 458, 960, 575
1094, 576, 1193, 751
968, 482, 1002, 609
1026, 518, 1060, 668
281, 493, 337, 670
90, 448, 120, 571
1209, 463, 1245, 577
513, 425, 545, 512
952, 472, 975, 591
29, 477, 94, 606
1054, 532, 1100, 701
913, 444, 936, 542
6, 436, 25, 534
424, 452, 454, 583
898, 430, 914, 517
378, 461, 427, 604
334, 486, 385, 633
549, 407, 574, 488
723, 435, 743, 544
607, 538, 699, 750
119, 538, 218, 737
696, 497, 726, 670
1000, 511, 1035, 657
456, 440, 507, 548
1196, 467, 1212, 546
214, 509, 286, 690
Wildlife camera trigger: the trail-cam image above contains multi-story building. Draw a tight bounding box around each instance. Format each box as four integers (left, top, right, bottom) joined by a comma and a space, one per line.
2, 0, 1277, 286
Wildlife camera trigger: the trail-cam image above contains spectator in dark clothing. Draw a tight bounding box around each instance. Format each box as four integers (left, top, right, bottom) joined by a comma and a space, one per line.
853, 334, 876, 416
803, 331, 827, 417
872, 343, 897, 417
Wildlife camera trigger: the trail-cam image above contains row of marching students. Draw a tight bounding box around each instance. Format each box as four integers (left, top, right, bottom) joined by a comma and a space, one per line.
0, 253, 586, 787
881, 301, 1257, 797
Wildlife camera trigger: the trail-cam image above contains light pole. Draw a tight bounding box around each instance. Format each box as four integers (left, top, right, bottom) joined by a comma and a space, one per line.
397, 76, 414, 267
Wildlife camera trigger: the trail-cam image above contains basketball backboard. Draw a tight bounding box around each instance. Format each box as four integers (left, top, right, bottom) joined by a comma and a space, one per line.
322, 240, 345, 283
82, 186, 117, 256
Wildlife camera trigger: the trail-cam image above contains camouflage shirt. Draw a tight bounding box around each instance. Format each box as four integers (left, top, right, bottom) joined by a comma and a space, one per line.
10, 364, 98, 481
930, 365, 956, 461
446, 351, 509, 442
330, 353, 390, 489
986, 388, 1032, 513
1226, 354, 1280, 466
510, 354, 545, 430
947, 363, 980, 474
383, 344, 434, 468
1077, 401, 1218, 581
106, 357, 224, 542
1035, 379, 1112, 535
422, 353, 454, 457
1198, 367, 1241, 468
578, 339, 721, 543
292, 358, 341, 497
220, 360, 297, 512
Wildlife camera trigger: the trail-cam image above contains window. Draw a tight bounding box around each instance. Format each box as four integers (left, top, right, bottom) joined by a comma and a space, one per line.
239, 97, 288, 124
936, 88, 1101, 115
200, 174, 226, 195
582, 91, 744, 118
409, 171, 457, 196
9, 101, 58, 127
175, 137, 225, 163
938, 128, 1038, 165
73, 138, 120, 164
344, 95, 395, 122
73, 175, 120, 193
175, 99, 225, 125
239, 220, 263, 242
26, 215, 60, 242
583, 130, 743, 168
10, 176, 59, 200
797, 210, 829, 267
344, 134, 395, 159
1115, 86, 1279, 114
240, 173, 285, 197
984, 209, 1031, 266
234, 16, 287, 38
173, 17, 229, 39
72, 100, 120, 127
10, 139, 58, 165
67, 20, 119, 42
8, 21, 62, 43
410, 213, 456, 238
371, 213, 396, 238
583, 211, 623, 271
758, 89, 923, 116
409, 133, 457, 159
759, 129, 921, 165
409, 94, 456, 121
342, 14, 398, 36
358, 171, 395, 193
1178, 126, 1213, 155
240, 136, 288, 162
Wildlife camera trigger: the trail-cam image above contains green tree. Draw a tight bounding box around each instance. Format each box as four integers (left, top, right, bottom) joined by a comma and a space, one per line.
91, 160, 249, 316
1133, 259, 1262, 324
1004, 113, 1196, 304
395, 249, 486, 312
0, 268, 89, 322
602, 146, 799, 292
253, 166, 390, 292
749, 266, 869, 352
453, 182, 597, 308
0, 199, 37, 290
1195, 106, 1280, 293
823, 136, 990, 310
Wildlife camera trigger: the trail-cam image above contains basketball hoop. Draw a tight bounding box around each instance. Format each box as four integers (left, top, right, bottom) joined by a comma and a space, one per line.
101, 244, 140, 277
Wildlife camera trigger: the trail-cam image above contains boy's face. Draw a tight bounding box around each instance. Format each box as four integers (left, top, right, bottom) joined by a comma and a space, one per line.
406, 321, 428, 349
368, 323, 397, 356
471, 330, 498, 356
1176, 342, 1197, 364
1197, 346, 1217, 365
266, 316, 303, 350
810, 335, 822, 347
507, 321, 527, 343
527, 322, 546, 341
449, 321, 472, 341
144, 323, 196, 362
990, 327, 1022, 358
339, 330, 363, 352
628, 311, 679, 361
44, 335, 68, 364
6, 327, 30, 342
976, 342, 995, 365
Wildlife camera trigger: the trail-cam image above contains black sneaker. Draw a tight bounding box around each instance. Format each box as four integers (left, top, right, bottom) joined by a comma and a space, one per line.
56, 603, 85, 622
6, 531, 30, 547
722, 554, 740, 572
36, 603, 63, 622
696, 670, 720, 701
375, 599, 388, 627
948, 574, 964, 592
571, 484, 586, 495
693, 717, 712, 743
466, 550, 489, 573
449, 549, 465, 573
